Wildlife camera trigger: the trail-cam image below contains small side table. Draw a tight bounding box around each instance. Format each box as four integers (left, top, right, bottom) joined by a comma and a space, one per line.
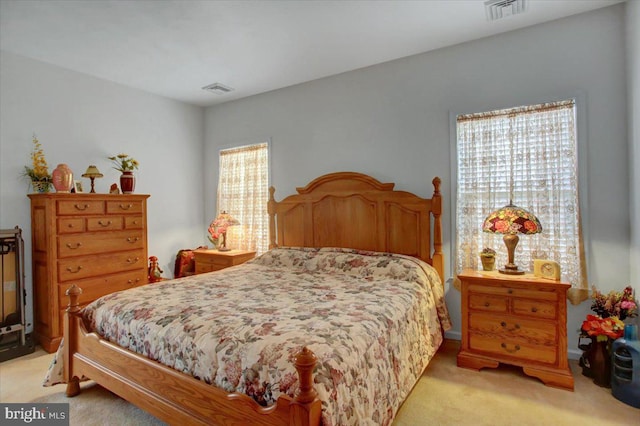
193, 249, 256, 274
457, 270, 574, 390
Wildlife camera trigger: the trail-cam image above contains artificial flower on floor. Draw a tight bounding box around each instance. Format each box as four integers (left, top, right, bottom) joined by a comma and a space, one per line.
581, 314, 625, 342
578, 285, 638, 387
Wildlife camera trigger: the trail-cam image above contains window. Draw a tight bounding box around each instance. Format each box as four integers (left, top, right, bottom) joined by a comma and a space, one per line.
455, 99, 587, 303
217, 142, 269, 255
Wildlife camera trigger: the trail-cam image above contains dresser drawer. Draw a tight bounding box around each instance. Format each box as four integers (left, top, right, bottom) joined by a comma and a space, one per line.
513, 299, 556, 319
86, 216, 124, 232
124, 216, 144, 229
58, 218, 86, 234
468, 294, 508, 313
57, 249, 146, 282
469, 313, 557, 343
58, 230, 144, 258
57, 200, 105, 215
57, 270, 147, 333
58, 269, 147, 306
106, 200, 144, 214
469, 334, 557, 365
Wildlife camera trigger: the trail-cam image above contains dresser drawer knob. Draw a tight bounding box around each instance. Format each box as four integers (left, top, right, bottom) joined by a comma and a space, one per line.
66, 242, 82, 249
98, 220, 112, 227
507, 289, 513, 294
531, 307, 538, 313
127, 278, 141, 285
74, 204, 89, 211
500, 343, 521, 353
126, 237, 140, 243
126, 257, 140, 264
119, 204, 133, 210
484, 302, 490, 307
66, 266, 83, 273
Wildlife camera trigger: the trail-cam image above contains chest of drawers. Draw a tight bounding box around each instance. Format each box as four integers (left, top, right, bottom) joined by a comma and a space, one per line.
456, 270, 574, 390
28, 193, 150, 352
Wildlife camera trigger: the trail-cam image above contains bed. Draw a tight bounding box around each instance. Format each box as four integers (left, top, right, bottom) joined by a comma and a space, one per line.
48, 172, 449, 426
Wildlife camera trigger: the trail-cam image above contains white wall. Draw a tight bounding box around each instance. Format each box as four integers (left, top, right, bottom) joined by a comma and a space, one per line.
627, 0, 640, 291
204, 5, 630, 357
0, 51, 205, 332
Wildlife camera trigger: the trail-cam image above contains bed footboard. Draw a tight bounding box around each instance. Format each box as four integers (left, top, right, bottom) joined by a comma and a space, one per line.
63, 285, 321, 426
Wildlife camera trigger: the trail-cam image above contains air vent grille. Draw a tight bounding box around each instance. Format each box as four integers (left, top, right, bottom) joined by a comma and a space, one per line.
202, 83, 234, 95
485, 0, 527, 21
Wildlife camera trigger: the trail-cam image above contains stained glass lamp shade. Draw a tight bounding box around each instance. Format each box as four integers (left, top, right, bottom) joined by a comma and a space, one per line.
209, 211, 240, 251
482, 203, 542, 275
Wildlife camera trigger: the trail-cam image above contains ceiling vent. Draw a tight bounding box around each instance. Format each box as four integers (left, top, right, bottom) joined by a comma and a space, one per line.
202, 83, 234, 95
484, 0, 527, 21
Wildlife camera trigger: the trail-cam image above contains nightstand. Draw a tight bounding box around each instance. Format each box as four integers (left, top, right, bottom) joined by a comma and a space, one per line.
456, 270, 574, 391
193, 249, 256, 274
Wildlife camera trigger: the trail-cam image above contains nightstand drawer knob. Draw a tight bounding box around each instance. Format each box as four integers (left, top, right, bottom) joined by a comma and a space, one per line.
484, 302, 490, 307
501, 343, 521, 353
126, 237, 140, 243
507, 289, 513, 294
500, 322, 521, 331
126, 257, 140, 264
531, 307, 538, 313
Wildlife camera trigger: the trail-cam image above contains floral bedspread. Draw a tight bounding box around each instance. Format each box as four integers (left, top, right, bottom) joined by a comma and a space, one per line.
45, 247, 450, 426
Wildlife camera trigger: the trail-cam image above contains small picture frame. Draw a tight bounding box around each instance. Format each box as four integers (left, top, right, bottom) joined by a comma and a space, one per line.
73, 180, 84, 193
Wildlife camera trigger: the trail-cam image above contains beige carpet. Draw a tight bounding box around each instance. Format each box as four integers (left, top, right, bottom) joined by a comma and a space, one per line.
1, 340, 638, 425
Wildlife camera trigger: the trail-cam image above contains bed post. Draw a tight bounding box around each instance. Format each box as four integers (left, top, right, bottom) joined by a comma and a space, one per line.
290, 347, 321, 426
431, 177, 444, 284
268, 186, 277, 249
64, 284, 82, 397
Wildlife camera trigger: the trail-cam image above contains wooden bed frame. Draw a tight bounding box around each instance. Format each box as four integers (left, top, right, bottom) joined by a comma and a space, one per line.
63, 172, 443, 426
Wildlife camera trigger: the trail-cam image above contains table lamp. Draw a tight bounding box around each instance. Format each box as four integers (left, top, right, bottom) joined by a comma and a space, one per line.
482, 202, 542, 275
81, 165, 103, 193
209, 211, 240, 251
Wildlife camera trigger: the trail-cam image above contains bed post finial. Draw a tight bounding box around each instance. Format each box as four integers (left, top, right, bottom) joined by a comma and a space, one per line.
291, 347, 321, 426
268, 186, 277, 249
294, 347, 318, 403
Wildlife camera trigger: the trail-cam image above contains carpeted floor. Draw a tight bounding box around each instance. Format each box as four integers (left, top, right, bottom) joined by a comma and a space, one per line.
1, 339, 638, 425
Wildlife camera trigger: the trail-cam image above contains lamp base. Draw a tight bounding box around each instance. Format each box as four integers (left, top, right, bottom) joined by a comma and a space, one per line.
499, 263, 525, 275
217, 247, 231, 252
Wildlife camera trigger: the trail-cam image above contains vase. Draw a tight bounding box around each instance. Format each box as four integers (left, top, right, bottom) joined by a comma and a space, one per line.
480, 256, 495, 271
31, 180, 51, 193
52, 163, 73, 193
120, 171, 135, 194
588, 337, 612, 387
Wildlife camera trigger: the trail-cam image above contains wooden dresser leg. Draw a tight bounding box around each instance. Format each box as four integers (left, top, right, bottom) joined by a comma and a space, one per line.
66, 377, 80, 397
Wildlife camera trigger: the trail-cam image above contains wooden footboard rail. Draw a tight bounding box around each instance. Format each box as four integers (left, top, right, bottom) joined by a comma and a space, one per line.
63, 285, 322, 426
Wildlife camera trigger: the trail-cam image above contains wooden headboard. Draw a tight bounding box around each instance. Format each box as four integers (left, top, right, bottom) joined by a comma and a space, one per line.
268, 172, 443, 283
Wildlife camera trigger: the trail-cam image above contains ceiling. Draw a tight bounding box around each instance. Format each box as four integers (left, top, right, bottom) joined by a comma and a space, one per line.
0, 0, 625, 107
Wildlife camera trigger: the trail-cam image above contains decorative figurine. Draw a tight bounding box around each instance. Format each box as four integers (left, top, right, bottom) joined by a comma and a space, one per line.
110, 183, 120, 194
148, 256, 164, 283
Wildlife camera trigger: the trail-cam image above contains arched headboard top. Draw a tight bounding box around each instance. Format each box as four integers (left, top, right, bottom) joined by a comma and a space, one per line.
268, 172, 443, 284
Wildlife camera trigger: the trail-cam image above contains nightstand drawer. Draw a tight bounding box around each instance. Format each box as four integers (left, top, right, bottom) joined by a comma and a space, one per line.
513, 299, 556, 319
468, 284, 558, 301
468, 294, 508, 313
469, 313, 556, 343
469, 334, 557, 364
